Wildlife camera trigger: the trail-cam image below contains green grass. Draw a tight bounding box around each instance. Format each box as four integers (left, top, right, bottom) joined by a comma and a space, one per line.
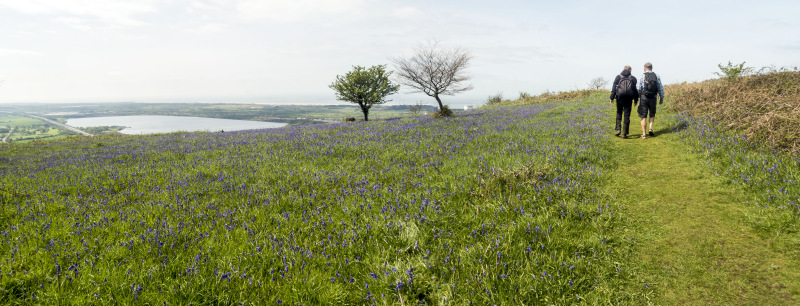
599, 106, 800, 304
1, 91, 798, 304
8, 127, 73, 143
0, 115, 46, 127
0, 94, 649, 304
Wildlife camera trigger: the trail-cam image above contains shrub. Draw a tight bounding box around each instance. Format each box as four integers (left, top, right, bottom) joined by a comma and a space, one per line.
486, 92, 504, 105
431, 105, 453, 118
714, 61, 754, 82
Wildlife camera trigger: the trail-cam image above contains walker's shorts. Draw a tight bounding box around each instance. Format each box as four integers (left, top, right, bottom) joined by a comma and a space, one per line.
638, 96, 657, 118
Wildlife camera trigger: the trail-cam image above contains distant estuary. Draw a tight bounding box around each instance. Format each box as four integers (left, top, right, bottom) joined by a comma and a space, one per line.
67, 115, 287, 134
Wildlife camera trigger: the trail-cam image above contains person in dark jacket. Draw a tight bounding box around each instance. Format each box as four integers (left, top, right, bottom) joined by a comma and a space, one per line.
609, 66, 639, 138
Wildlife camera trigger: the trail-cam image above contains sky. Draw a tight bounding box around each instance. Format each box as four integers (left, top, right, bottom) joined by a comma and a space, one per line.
0, 0, 798, 106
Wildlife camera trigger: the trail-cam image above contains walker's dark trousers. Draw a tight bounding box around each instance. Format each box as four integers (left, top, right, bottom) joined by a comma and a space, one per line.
615, 98, 634, 136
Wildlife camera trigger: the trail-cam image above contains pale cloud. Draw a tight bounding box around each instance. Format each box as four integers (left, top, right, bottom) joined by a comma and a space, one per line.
234, 0, 363, 22
0, 48, 44, 57
186, 23, 227, 34
781, 41, 800, 52
55, 17, 93, 32
392, 6, 419, 18
190, 1, 217, 11
0, 0, 157, 27
0, 0, 799, 104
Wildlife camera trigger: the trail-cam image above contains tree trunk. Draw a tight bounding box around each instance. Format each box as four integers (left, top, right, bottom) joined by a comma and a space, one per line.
433, 94, 444, 111
360, 106, 370, 121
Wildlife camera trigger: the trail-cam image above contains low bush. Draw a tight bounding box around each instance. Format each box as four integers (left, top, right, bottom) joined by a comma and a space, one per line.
431, 105, 453, 118
485, 92, 504, 105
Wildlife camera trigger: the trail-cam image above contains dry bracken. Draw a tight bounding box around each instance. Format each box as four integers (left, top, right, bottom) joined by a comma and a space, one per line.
666, 70, 800, 152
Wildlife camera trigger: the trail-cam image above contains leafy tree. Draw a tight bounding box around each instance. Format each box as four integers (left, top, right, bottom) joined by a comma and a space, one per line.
714, 61, 754, 81
329, 65, 400, 121
391, 41, 473, 114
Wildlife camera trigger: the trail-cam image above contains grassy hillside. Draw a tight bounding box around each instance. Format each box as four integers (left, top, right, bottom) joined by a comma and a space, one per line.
662, 70, 800, 246
2, 73, 799, 304
0, 93, 651, 304
603, 114, 800, 304
481, 75, 800, 303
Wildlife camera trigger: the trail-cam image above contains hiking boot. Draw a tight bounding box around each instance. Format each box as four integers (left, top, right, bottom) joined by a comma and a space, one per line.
621, 134, 627, 139
614, 130, 620, 136
648, 129, 654, 137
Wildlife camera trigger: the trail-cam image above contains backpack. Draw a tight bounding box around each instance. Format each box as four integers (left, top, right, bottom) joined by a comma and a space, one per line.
643, 72, 659, 98
616, 74, 634, 98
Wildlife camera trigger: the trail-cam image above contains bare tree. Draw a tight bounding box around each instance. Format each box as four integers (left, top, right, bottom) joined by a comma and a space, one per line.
408, 100, 426, 115
391, 41, 473, 112
588, 77, 609, 90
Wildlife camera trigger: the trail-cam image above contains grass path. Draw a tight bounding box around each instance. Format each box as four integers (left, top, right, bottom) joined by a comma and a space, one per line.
606, 121, 800, 304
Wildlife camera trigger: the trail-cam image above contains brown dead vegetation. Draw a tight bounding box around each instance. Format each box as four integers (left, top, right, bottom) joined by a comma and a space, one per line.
666, 69, 800, 152
496, 89, 605, 107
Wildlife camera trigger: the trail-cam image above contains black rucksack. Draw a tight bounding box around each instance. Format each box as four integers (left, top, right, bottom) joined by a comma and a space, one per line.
643, 72, 659, 98
616, 75, 634, 98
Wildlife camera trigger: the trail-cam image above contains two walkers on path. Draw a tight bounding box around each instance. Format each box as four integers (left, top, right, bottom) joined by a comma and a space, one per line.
609, 63, 664, 139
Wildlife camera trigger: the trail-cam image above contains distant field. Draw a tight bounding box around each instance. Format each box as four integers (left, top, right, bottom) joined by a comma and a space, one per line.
0, 115, 45, 127
0, 114, 77, 143
9, 126, 62, 141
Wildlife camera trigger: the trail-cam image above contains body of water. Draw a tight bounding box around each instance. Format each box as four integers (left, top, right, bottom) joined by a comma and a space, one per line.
67, 115, 287, 135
